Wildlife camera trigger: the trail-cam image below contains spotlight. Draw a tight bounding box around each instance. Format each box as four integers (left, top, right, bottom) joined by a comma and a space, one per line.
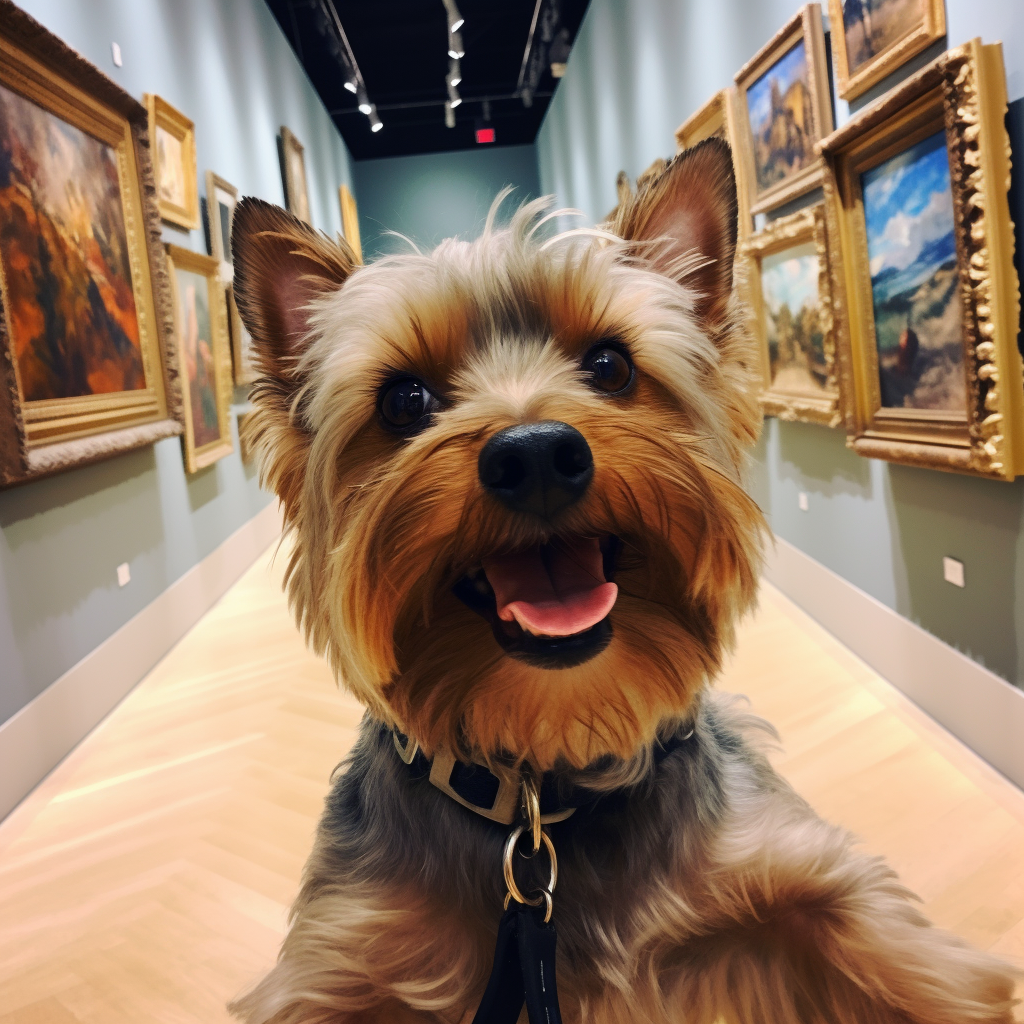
368, 105, 382, 132
357, 85, 371, 114
446, 78, 462, 108
447, 28, 464, 59
344, 79, 357, 93
444, 99, 455, 128
442, 0, 464, 33
448, 57, 461, 87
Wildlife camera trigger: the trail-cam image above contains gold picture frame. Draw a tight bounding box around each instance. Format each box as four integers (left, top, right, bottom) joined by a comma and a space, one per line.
675, 87, 752, 241
165, 245, 234, 473
146, 94, 199, 230
0, 1, 181, 488
734, 4, 834, 216
741, 205, 840, 426
829, 0, 946, 102
205, 170, 238, 282
227, 283, 257, 386
281, 126, 311, 225
821, 39, 1023, 480
338, 184, 363, 264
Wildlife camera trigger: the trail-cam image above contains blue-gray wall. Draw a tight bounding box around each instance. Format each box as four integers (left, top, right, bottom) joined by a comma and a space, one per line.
353, 144, 542, 258
0, 0, 354, 726
537, 0, 1024, 687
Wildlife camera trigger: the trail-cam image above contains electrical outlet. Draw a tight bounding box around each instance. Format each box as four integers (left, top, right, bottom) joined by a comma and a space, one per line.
117, 562, 131, 587
798, 491, 809, 512
942, 556, 964, 588
111, 41, 123, 67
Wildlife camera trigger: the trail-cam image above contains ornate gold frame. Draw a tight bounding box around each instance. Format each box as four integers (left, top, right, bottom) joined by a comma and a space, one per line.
675, 87, 752, 241
0, 1, 181, 488
165, 245, 234, 473
741, 205, 840, 426
146, 94, 199, 230
339, 184, 363, 264
280, 126, 311, 225
821, 40, 1022, 480
828, 0, 946, 102
734, 4, 833, 216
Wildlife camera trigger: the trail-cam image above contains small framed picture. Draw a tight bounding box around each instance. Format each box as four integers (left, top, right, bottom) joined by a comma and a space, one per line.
675, 87, 752, 240
0, 6, 181, 487
338, 184, 363, 263
822, 39, 1023, 479
829, 0, 946, 101
205, 171, 238, 282
280, 126, 311, 224
227, 284, 257, 386
146, 94, 199, 229
741, 205, 840, 426
734, 4, 834, 215
165, 245, 234, 473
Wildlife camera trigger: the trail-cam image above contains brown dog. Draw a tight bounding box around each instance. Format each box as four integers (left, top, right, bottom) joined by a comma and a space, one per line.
228, 140, 1018, 1023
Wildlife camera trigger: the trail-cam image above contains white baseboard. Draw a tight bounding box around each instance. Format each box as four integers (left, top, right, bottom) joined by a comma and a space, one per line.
0, 501, 283, 821
765, 536, 1024, 792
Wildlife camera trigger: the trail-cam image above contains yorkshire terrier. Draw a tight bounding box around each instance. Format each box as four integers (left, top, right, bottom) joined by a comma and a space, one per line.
228, 139, 1018, 1023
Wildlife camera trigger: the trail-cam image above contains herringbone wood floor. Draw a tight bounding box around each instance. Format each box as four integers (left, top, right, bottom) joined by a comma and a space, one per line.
1, 540, 1022, 1022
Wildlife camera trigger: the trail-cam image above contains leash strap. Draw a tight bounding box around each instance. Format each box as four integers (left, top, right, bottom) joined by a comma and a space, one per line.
471, 901, 563, 1024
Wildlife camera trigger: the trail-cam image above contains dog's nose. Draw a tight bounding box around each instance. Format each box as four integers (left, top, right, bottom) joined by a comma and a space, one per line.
478, 420, 593, 518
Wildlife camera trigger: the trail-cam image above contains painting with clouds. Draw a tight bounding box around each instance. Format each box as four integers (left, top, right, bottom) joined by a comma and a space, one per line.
761, 241, 827, 395
862, 131, 965, 411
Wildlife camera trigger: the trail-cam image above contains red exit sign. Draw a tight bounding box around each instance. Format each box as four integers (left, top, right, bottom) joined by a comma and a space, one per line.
475, 127, 495, 144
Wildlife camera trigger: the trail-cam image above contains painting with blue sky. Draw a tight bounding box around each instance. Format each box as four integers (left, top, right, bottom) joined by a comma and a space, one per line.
747, 41, 814, 192
862, 131, 965, 411
761, 242, 827, 394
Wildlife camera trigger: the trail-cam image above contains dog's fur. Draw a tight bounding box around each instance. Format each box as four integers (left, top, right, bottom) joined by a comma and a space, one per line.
228, 140, 1019, 1023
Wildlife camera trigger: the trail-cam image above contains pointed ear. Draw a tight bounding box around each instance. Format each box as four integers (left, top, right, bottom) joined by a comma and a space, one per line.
613, 138, 738, 329
231, 197, 356, 379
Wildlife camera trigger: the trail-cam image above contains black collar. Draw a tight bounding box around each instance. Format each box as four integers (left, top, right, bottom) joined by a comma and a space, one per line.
388, 723, 694, 826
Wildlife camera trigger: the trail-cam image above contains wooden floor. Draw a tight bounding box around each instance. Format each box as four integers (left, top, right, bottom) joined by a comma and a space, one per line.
1, 540, 1023, 1023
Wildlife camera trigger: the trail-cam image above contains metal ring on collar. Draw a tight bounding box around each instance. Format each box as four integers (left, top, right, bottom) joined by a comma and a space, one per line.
503, 826, 557, 910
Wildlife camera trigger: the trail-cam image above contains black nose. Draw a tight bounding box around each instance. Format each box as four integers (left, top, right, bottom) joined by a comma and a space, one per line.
478, 420, 593, 518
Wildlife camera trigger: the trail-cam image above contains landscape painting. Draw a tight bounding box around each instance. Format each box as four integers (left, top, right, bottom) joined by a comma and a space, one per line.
862, 131, 965, 412
843, 0, 923, 73
175, 267, 221, 449
747, 41, 814, 194
0, 82, 145, 403
761, 242, 827, 395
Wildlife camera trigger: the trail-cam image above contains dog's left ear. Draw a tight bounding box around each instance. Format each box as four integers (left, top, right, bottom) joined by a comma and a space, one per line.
612, 138, 738, 330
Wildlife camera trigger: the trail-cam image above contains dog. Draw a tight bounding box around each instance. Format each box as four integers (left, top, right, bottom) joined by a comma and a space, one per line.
227, 139, 1018, 1023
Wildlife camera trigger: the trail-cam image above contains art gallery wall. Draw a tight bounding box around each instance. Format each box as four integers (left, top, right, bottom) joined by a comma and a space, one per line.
536, 0, 1024, 688
353, 144, 542, 259
0, 0, 355, 728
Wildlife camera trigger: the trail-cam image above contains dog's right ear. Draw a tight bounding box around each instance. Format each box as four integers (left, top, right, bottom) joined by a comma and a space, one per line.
231, 197, 356, 382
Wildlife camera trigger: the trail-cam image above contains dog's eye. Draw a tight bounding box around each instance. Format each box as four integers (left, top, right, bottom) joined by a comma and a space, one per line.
378, 377, 438, 432
582, 344, 633, 394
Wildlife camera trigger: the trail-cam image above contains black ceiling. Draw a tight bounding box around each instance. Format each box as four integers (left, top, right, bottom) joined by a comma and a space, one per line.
264, 0, 590, 160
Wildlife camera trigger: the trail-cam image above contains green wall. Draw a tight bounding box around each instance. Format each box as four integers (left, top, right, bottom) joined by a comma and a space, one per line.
353, 144, 542, 259
537, 0, 1024, 687
0, 0, 355, 726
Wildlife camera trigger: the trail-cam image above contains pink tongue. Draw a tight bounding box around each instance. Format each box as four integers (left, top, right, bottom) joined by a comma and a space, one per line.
482, 538, 618, 638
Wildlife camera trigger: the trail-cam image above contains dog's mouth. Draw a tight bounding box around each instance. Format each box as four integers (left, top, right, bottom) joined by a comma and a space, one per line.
453, 536, 620, 669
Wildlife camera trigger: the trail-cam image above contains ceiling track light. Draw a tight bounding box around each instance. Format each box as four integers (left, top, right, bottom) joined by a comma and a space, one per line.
442, 0, 464, 33
444, 99, 456, 128
368, 105, 383, 132
447, 78, 462, 108
447, 28, 464, 59
448, 57, 462, 87
343, 78, 357, 93
317, 1, 382, 135
357, 85, 372, 115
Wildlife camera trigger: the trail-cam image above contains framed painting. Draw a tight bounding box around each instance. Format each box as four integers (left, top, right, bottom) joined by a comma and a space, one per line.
829, 0, 946, 101
821, 39, 1023, 479
734, 5, 834, 215
0, 0, 181, 487
165, 245, 233, 473
675, 87, 752, 240
338, 184, 363, 264
281, 126, 311, 225
205, 170, 238, 282
146, 94, 199, 230
741, 205, 840, 426
227, 284, 257, 386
